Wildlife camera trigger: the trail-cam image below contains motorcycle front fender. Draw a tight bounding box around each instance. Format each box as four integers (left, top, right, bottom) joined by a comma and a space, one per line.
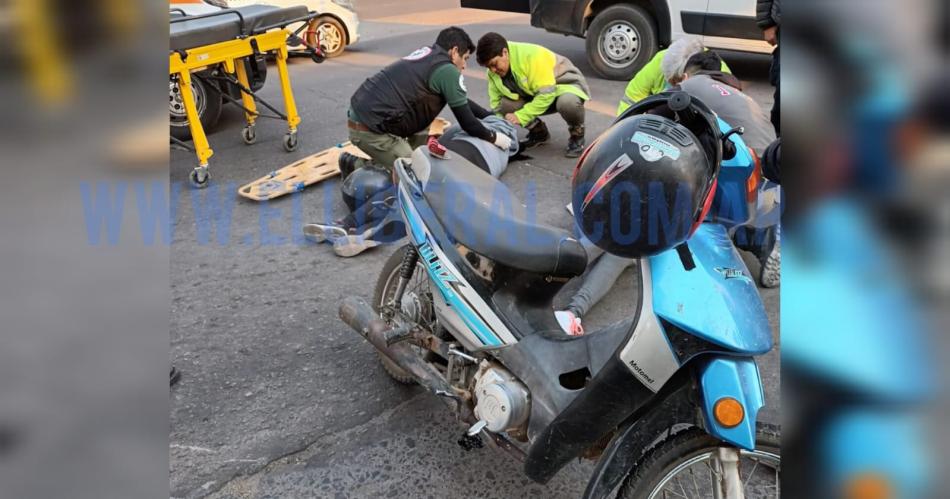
582, 357, 765, 499
581, 374, 700, 499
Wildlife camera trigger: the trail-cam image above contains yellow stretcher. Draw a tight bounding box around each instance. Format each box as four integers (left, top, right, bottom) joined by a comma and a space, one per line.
170, 5, 323, 187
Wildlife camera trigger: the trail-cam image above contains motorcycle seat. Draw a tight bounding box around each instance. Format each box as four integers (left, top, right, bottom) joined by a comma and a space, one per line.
413, 149, 588, 278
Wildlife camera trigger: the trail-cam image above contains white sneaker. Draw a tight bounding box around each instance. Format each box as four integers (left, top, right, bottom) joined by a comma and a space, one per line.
332, 225, 381, 257
555, 310, 585, 336
303, 223, 348, 243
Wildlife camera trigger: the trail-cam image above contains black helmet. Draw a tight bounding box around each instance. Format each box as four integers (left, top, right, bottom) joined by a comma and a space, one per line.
341, 165, 393, 212
572, 91, 722, 258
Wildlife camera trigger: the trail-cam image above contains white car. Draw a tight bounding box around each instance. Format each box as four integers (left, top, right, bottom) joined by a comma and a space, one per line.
171, 0, 360, 57
463, 0, 771, 80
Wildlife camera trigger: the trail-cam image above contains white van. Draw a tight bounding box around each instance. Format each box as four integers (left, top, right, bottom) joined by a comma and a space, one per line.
462, 0, 771, 80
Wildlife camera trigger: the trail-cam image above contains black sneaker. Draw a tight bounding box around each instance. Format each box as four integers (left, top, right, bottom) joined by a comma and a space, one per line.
565, 126, 585, 158
523, 119, 550, 149
338, 151, 361, 179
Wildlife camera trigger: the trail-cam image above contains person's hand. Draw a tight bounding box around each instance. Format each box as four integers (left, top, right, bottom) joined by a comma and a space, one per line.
763, 25, 778, 46
493, 132, 512, 151
504, 113, 521, 126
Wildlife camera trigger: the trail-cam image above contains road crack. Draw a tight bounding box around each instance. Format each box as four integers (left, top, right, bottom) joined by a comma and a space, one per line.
193, 392, 426, 498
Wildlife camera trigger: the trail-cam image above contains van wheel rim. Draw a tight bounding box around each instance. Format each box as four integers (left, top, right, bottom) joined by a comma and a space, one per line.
169, 80, 205, 124
600, 21, 640, 69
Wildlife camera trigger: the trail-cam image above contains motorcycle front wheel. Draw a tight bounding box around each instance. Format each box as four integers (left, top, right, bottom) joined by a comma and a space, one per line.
618, 423, 781, 499
372, 244, 440, 384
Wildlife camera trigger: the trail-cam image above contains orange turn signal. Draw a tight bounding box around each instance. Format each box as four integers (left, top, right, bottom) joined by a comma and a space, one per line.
844, 473, 893, 499
713, 397, 745, 428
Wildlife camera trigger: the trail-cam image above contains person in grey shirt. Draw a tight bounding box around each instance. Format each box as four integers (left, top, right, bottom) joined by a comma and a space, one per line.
674, 50, 776, 155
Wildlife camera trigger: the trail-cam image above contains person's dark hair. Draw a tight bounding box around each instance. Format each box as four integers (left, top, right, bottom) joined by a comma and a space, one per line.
476, 32, 508, 66
684, 50, 723, 76
435, 27, 475, 55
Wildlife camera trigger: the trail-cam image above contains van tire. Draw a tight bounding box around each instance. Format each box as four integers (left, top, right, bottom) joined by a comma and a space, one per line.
586, 4, 658, 80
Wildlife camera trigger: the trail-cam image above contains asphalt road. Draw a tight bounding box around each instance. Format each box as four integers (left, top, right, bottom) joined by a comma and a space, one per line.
170, 5, 779, 498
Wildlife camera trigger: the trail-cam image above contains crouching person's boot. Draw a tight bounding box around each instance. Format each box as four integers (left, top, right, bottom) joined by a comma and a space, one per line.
565, 125, 585, 158
338, 151, 364, 179
523, 119, 550, 148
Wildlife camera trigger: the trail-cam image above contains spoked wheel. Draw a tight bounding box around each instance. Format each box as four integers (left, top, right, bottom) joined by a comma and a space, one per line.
372, 244, 441, 384
618, 424, 781, 499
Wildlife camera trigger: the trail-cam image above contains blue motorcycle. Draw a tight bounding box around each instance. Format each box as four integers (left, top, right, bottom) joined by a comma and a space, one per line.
340, 98, 780, 498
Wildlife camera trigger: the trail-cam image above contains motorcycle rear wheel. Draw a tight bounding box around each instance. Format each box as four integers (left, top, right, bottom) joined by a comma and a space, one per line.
372, 244, 439, 384
617, 423, 781, 499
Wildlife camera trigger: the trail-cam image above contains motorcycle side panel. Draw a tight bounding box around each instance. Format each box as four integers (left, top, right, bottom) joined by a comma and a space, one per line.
697, 357, 764, 450
524, 261, 668, 484
649, 223, 773, 354
617, 260, 681, 392
397, 181, 518, 349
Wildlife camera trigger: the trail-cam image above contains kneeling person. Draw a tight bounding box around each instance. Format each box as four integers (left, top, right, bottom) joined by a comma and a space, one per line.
341, 26, 511, 175
319, 27, 512, 258
475, 32, 591, 157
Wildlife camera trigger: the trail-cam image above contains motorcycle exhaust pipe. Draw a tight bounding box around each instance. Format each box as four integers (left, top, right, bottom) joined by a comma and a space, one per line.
339, 296, 459, 402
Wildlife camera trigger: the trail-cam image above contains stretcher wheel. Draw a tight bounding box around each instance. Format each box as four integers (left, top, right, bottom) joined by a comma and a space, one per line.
190, 167, 210, 189
283, 132, 298, 152
242, 125, 257, 145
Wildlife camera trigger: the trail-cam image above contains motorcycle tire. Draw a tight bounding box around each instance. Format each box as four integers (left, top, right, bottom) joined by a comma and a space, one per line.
617, 423, 781, 499
372, 244, 441, 385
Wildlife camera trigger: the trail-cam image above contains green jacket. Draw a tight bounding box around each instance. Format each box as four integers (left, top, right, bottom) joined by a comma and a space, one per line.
616, 49, 732, 115
487, 41, 590, 126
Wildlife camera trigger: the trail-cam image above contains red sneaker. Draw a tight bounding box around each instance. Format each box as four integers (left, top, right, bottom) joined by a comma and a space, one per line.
427, 136, 448, 159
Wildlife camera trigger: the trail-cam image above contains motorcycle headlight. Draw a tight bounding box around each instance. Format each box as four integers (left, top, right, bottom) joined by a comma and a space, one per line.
331, 0, 356, 12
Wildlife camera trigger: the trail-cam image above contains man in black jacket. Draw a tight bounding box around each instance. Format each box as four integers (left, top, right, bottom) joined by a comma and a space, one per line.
757, 0, 780, 134
339, 26, 511, 175
311, 27, 512, 257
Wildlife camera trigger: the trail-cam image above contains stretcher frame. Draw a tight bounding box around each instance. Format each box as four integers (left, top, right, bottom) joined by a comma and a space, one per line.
169, 9, 322, 188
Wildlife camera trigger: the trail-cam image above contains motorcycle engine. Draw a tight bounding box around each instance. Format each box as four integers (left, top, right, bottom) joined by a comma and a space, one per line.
472, 362, 531, 433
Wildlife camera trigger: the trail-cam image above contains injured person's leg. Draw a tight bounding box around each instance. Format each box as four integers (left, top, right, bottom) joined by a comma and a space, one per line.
555, 252, 635, 335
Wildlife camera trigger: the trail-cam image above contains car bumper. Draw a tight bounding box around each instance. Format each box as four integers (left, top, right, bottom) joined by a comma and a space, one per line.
335, 9, 360, 45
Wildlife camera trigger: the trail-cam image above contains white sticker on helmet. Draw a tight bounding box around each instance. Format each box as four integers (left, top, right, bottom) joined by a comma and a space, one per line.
632, 131, 681, 162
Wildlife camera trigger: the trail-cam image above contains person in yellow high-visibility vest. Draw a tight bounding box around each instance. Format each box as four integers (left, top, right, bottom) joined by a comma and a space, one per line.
476, 32, 591, 158
616, 37, 732, 116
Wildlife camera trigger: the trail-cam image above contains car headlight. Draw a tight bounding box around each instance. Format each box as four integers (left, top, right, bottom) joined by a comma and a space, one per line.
331, 0, 356, 12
